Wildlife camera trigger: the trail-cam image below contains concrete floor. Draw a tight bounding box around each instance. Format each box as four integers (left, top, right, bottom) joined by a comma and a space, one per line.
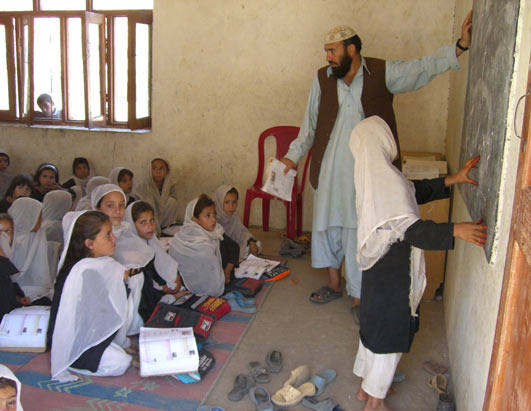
204, 228, 450, 411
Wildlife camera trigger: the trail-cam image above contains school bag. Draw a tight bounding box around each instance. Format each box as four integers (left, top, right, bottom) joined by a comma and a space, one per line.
225, 277, 264, 297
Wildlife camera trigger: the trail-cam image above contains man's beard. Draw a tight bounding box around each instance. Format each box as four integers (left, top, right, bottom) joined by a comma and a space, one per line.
330, 53, 352, 79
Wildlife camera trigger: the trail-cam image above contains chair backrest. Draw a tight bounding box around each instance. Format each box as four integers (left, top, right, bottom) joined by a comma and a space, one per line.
252, 126, 300, 188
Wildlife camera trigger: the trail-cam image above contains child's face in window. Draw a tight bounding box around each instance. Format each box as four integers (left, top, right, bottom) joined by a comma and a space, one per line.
0, 154, 9, 171
98, 191, 126, 226
151, 160, 168, 184
0, 219, 14, 245
193, 205, 217, 231
38, 169, 57, 190
223, 193, 238, 216
119, 174, 133, 194
74, 163, 90, 179
134, 210, 156, 240
85, 220, 116, 258
12, 184, 31, 201
0, 385, 17, 411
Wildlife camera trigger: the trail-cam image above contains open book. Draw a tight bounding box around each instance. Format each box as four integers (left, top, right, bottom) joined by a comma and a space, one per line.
235, 254, 281, 280
0, 306, 50, 352
139, 327, 199, 377
261, 158, 297, 201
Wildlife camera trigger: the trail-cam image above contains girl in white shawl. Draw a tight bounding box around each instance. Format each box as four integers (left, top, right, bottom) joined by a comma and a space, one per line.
213, 185, 261, 260
168, 195, 229, 297
75, 176, 110, 211
109, 167, 140, 207
349, 116, 487, 410
41, 190, 72, 243
61, 157, 94, 208
48, 211, 137, 382
137, 158, 179, 234
7, 197, 52, 302
0, 363, 23, 410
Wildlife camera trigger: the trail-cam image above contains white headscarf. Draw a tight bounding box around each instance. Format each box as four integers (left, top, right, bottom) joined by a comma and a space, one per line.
0, 149, 13, 197
109, 167, 140, 203
41, 190, 72, 243
91, 184, 154, 269
349, 116, 425, 315
213, 184, 253, 260
56, 211, 87, 273
75, 176, 110, 211
7, 197, 51, 301
70, 159, 95, 197
0, 363, 23, 410
125, 201, 178, 289
136, 158, 179, 232
168, 198, 225, 297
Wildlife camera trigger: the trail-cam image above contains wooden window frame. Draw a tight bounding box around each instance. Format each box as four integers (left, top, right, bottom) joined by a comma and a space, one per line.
0, 2, 152, 130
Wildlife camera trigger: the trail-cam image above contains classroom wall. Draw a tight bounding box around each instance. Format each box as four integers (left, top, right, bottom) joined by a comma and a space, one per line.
444, 0, 529, 410
0, 0, 456, 230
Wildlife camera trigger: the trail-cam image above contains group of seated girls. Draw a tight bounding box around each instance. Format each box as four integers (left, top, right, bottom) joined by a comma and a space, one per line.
0, 149, 261, 381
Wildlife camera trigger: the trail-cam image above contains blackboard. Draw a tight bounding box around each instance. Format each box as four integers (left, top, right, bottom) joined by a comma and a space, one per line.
460, 0, 520, 261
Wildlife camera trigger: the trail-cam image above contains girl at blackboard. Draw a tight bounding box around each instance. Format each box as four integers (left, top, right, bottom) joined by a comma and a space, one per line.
349, 116, 486, 411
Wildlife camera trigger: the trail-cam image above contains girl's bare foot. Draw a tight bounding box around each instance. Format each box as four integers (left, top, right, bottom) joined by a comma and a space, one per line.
357, 386, 369, 401
364, 396, 393, 411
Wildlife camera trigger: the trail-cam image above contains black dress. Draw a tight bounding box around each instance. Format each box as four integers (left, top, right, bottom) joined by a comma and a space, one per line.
0, 256, 24, 321
359, 178, 454, 354
138, 258, 167, 322
0, 197, 11, 213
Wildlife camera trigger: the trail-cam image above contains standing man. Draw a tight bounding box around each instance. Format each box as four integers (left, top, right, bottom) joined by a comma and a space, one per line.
281, 12, 472, 316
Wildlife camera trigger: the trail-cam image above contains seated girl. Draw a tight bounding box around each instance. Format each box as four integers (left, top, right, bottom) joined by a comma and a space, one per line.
168, 194, 239, 297
0, 149, 12, 198
41, 190, 72, 243
0, 363, 23, 411
214, 185, 262, 260
62, 157, 93, 208
349, 116, 487, 411
48, 211, 140, 381
137, 158, 179, 234
0, 214, 30, 321
0, 174, 33, 213
75, 176, 110, 211
7, 197, 52, 302
31, 163, 73, 203
109, 167, 140, 207
91, 184, 159, 324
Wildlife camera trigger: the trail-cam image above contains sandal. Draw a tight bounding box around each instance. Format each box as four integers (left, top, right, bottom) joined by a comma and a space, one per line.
249, 386, 274, 411
423, 360, 448, 376
283, 364, 311, 387
249, 361, 271, 384
228, 374, 255, 401
427, 373, 448, 395
310, 369, 336, 397
265, 350, 282, 373
272, 382, 316, 407
302, 397, 340, 411
309, 286, 342, 304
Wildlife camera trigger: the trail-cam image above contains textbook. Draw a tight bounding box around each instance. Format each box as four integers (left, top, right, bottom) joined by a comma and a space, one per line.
235, 254, 281, 279
139, 327, 199, 377
0, 306, 50, 352
261, 158, 297, 201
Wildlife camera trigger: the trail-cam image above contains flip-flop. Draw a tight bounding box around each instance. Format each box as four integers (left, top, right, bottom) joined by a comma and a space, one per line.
272, 382, 316, 407
427, 373, 448, 395
265, 350, 282, 373
228, 298, 257, 314
310, 369, 336, 397
228, 374, 255, 401
393, 371, 406, 383
249, 361, 271, 384
423, 360, 448, 376
223, 291, 256, 307
302, 397, 340, 411
309, 286, 342, 304
283, 365, 311, 387
249, 386, 274, 411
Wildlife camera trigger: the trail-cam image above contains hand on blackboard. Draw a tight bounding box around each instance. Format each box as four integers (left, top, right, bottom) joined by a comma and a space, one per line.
445, 155, 480, 187
454, 219, 487, 247
457, 10, 473, 56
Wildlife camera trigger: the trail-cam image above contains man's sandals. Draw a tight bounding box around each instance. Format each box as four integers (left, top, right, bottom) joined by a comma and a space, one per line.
309, 286, 342, 304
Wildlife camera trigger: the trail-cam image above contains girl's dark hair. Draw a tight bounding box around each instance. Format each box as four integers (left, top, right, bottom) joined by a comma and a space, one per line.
72, 157, 89, 174
5, 174, 33, 198
193, 194, 215, 218
33, 162, 59, 184
131, 201, 154, 222
0, 376, 17, 391
227, 187, 239, 199
118, 168, 134, 182
0, 213, 13, 226
61, 211, 109, 269
343, 35, 362, 53
151, 158, 169, 171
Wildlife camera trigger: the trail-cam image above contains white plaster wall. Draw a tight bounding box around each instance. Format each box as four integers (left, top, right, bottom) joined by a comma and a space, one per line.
1, 0, 456, 231
444, 1, 529, 409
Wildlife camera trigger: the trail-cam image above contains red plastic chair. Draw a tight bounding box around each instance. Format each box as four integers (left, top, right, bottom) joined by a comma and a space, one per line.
243, 126, 312, 239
